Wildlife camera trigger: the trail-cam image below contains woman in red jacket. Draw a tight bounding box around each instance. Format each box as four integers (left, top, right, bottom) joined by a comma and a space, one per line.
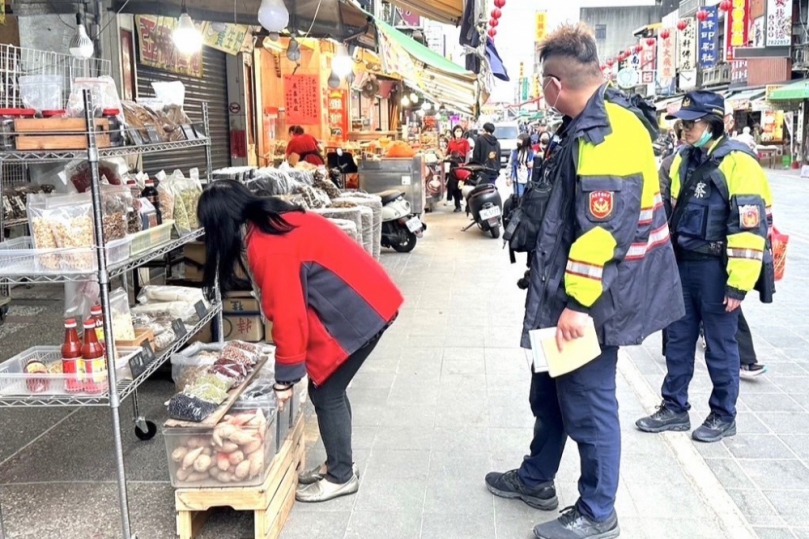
445, 125, 470, 211
199, 180, 402, 503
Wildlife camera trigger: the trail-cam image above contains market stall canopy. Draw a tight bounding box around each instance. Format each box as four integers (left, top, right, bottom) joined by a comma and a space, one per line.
112, 0, 376, 45
375, 19, 477, 115
384, 0, 464, 25
727, 89, 766, 111
767, 80, 809, 101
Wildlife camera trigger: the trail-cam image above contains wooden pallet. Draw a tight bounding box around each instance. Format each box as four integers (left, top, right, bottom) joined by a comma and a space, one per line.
175, 414, 306, 539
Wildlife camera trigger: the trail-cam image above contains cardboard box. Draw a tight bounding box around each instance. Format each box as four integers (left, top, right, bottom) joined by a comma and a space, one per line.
223, 291, 260, 314
264, 320, 274, 344
182, 241, 248, 283
223, 315, 264, 342
187, 321, 213, 345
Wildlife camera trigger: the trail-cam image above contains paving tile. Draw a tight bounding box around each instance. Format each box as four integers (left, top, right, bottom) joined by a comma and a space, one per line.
280, 509, 352, 538
344, 510, 421, 539
739, 393, 806, 412
364, 449, 431, 481
431, 426, 491, 454
752, 528, 799, 539
352, 477, 427, 514
740, 459, 809, 490
763, 489, 809, 521
705, 458, 755, 489
373, 426, 434, 451
642, 518, 732, 538
420, 511, 496, 539
726, 489, 785, 527
429, 451, 492, 484
757, 412, 809, 434
724, 434, 797, 459
779, 434, 809, 460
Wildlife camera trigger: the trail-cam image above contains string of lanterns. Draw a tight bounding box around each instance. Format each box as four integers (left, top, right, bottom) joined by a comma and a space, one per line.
487, 0, 506, 39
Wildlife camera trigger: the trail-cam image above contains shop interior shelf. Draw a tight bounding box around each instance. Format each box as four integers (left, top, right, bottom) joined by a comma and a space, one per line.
0, 302, 221, 407
0, 227, 204, 284
0, 137, 210, 163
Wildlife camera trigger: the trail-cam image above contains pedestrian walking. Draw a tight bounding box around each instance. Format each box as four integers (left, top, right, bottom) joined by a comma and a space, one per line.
485, 23, 684, 539
636, 90, 772, 443
197, 180, 403, 503
508, 133, 535, 197
471, 122, 501, 184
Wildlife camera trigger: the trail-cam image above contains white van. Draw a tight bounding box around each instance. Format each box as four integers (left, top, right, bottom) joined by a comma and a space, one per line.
493, 122, 520, 168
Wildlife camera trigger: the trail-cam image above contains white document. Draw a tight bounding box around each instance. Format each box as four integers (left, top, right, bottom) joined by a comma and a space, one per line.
528, 319, 602, 378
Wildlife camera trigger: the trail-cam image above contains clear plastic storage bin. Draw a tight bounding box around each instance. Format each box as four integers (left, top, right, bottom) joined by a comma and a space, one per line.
164, 402, 277, 488
0, 236, 131, 275
0, 346, 140, 396
130, 220, 174, 256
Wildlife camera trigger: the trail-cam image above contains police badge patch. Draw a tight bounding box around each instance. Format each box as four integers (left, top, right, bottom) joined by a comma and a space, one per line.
739, 205, 760, 229
589, 191, 614, 220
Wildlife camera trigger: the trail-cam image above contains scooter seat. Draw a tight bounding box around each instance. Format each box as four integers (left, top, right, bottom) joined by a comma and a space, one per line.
374, 190, 405, 205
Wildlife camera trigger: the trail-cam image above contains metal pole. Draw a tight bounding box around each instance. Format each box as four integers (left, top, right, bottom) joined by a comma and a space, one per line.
203, 103, 213, 183
83, 89, 133, 539
202, 102, 223, 342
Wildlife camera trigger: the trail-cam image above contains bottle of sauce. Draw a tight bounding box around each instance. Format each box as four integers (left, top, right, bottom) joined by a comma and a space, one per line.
62, 319, 83, 393
90, 304, 106, 351
141, 179, 162, 225
81, 318, 107, 394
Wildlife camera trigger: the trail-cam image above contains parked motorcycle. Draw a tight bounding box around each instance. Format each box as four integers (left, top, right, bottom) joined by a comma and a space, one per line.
374, 190, 425, 253
424, 163, 444, 212
458, 164, 503, 239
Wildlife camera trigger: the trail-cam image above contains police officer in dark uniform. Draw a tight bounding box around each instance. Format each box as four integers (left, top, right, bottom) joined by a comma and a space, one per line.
636, 91, 772, 443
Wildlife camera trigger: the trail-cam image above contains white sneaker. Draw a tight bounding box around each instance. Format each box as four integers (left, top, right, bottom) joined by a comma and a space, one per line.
295, 473, 359, 502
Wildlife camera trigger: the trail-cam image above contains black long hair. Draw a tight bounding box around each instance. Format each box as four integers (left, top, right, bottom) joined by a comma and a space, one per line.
197, 180, 302, 297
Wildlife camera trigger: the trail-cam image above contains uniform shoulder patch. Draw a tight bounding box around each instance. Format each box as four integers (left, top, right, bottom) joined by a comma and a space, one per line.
739, 204, 760, 229
588, 190, 614, 220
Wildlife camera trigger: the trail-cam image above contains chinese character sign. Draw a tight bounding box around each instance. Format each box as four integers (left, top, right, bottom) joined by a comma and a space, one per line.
698, 6, 719, 68
535, 12, 547, 42
678, 18, 697, 71
642, 38, 656, 84
284, 75, 321, 125
766, 0, 793, 47
727, 0, 750, 61
659, 31, 676, 79
135, 15, 203, 78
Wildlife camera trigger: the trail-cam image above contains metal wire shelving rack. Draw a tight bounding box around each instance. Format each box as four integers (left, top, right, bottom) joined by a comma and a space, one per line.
0, 89, 223, 539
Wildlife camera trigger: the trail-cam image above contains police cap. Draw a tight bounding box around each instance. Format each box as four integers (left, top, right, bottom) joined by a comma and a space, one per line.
666, 90, 726, 121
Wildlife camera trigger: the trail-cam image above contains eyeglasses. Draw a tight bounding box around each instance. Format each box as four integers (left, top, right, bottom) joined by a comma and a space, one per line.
681, 120, 702, 129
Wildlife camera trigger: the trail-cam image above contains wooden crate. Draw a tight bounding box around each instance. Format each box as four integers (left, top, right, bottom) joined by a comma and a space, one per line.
175, 415, 306, 539
14, 117, 111, 150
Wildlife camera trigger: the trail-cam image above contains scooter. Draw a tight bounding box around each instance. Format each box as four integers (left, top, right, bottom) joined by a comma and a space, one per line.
374, 190, 425, 253
458, 164, 503, 239
424, 163, 444, 212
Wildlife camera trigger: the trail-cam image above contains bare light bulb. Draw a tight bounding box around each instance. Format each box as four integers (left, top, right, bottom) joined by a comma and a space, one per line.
410, 93, 420, 104
286, 38, 301, 62
401, 96, 410, 107
174, 10, 203, 55
332, 44, 353, 78
258, 0, 289, 32
69, 14, 95, 59
328, 70, 341, 89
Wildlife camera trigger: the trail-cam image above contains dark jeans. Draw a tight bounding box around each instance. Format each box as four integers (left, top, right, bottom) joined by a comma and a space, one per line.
518, 346, 620, 522
308, 337, 380, 483
737, 309, 757, 365
663, 259, 740, 421
488, 173, 499, 185
446, 176, 462, 209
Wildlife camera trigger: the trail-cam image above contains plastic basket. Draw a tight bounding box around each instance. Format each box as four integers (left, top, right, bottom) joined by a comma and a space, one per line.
0, 346, 139, 396
130, 220, 174, 256
0, 236, 131, 275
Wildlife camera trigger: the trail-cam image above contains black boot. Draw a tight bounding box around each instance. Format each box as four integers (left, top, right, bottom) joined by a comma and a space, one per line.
635, 402, 690, 433
485, 469, 558, 510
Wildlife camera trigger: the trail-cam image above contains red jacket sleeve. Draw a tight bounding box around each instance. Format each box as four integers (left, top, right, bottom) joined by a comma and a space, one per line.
250, 246, 309, 383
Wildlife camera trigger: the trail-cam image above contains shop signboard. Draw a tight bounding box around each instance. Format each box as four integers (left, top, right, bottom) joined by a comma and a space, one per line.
201, 23, 250, 56
642, 37, 656, 85
766, 0, 793, 47
678, 18, 697, 72
284, 74, 321, 125
751, 17, 766, 47
731, 59, 749, 84
135, 15, 203, 78
658, 29, 676, 80
535, 12, 547, 42
761, 109, 785, 142
698, 6, 719, 69
726, 0, 750, 61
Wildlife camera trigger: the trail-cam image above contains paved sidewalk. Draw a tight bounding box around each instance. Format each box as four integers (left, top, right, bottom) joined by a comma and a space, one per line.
280, 193, 751, 539
622, 171, 809, 539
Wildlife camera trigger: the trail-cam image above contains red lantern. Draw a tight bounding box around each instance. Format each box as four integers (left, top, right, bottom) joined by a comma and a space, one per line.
601, 64, 606, 71
606, 58, 615, 66
719, 0, 732, 12
489, 18, 499, 27
494, 0, 505, 8
646, 37, 656, 47
677, 19, 689, 31
660, 29, 671, 40
488, 28, 497, 38
634, 44, 643, 54
696, 9, 709, 22
491, 8, 501, 19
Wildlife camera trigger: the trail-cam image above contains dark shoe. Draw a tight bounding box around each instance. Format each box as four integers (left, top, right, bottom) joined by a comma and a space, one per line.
635, 403, 690, 433
692, 413, 736, 443
454, 207, 462, 213
485, 469, 558, 510
740, 363, 768, 380
533, 506, 620, 539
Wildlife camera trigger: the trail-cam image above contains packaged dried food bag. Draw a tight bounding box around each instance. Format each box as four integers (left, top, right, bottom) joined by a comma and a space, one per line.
66, 76, 124, 120
171, 342, 225, 388
167, 393, 219, 422
138, 285, 206, 304
110, 287, 136, 341
171, 171, 203, 235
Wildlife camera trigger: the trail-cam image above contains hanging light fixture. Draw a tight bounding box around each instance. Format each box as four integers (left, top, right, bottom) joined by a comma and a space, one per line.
328, 71, 341, 89
410, 93, 420, 104
257, 0, 289, 33
286, 38, 301, 62
173, 2, 203, 55
401, 96, 411, 107
331, 43, 354, 78
69, 12, 95, 59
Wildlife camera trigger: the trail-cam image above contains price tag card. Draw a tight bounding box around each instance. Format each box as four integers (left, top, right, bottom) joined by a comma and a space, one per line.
130, 341, 156, 378
146, 126, 162, 144
172, 318, 188, 339
194, 300, 208, 320
128, 129, 144, 146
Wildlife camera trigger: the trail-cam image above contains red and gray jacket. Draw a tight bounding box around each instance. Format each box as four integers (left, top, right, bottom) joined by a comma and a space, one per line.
246, 212, 403, 385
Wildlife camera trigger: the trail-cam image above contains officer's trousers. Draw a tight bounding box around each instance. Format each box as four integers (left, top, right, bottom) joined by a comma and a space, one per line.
518, 346, 620, 522
663, 258, 740, 422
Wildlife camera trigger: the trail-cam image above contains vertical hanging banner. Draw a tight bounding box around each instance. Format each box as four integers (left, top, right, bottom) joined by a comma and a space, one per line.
659, 32, 676, 80
766, 0, 793, 47
642, 39, 656, 84
678, 18, 697, 71
535, 12, 547, 42
699, 6, 719, 68
284, 74, 321, 125
727, 0, 750, 61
